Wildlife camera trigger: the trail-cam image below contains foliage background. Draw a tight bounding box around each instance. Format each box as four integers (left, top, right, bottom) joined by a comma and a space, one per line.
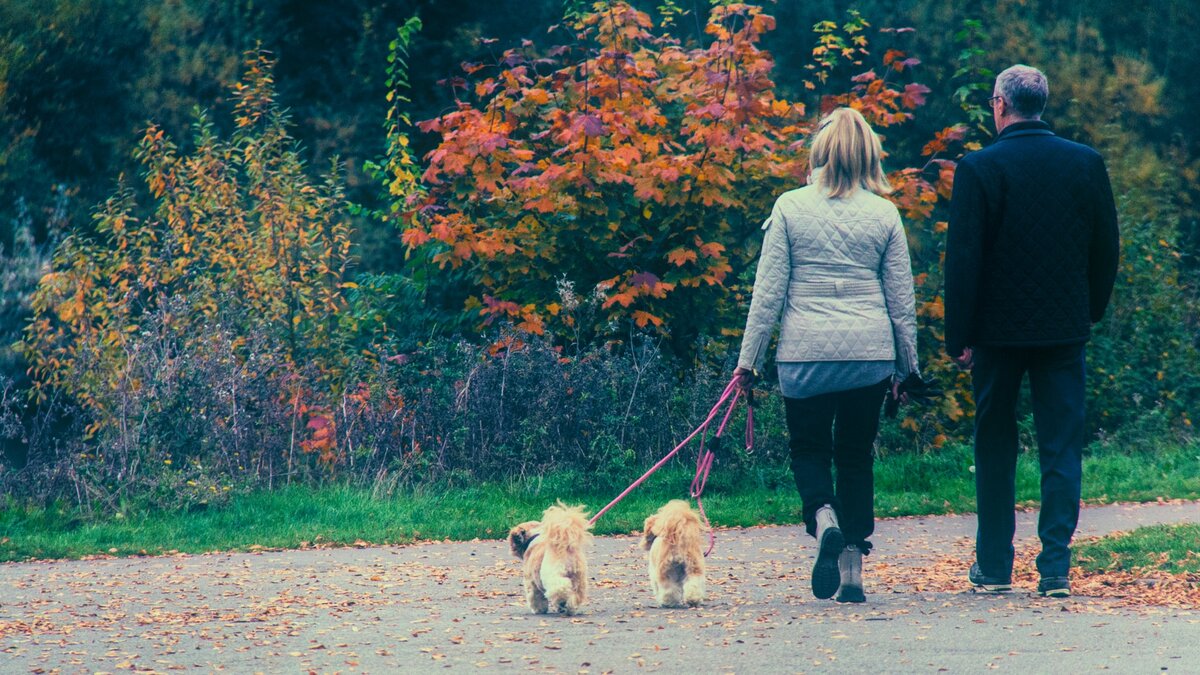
0, 0, 1195, 512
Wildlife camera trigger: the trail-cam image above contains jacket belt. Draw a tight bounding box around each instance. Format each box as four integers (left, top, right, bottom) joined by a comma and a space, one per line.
789, 279, 881, 296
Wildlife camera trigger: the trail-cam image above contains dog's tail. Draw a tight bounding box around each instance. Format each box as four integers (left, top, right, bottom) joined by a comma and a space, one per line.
540, 501, 593, 556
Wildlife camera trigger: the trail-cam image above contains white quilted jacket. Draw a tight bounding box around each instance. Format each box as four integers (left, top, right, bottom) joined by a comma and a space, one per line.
737, 177, 919, 378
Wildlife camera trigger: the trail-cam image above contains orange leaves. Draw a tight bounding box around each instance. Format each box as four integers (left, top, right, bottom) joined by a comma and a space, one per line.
631, 310, 664, 329
919, 297, 945, 320
524, 88, 550, 106
600, 271, 676, 310
697, 239, 725, 259
921, 125, 968, 157
400, 227, 431, 248
479, 296, 545, 335
882, 48, 921, 73
887, 168, 940, 221
666, 248, 698, 267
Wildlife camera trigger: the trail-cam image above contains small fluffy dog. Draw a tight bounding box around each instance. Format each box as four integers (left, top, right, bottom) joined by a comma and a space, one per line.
641, 499, 706, 608
508, 502, 593, 615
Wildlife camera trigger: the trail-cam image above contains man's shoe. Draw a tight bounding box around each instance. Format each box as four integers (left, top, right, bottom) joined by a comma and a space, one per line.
968, 562, 1012, 593
1037, 576, 1071, 598
836, 545, 865, 603
812, 506, 844, 600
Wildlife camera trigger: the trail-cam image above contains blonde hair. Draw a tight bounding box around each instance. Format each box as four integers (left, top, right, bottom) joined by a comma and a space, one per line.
808, 107, 891, 198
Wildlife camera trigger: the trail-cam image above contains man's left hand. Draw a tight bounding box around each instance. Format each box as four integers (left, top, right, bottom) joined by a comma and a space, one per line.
954, 347, 975, 371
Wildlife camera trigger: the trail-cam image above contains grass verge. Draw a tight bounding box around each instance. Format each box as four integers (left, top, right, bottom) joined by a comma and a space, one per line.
1076, 524, 1200, 575
2, 440, 1198, 562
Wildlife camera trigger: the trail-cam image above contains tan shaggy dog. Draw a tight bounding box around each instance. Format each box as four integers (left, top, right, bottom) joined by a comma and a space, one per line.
507, 503, 593, 615
641, 499, 706, 608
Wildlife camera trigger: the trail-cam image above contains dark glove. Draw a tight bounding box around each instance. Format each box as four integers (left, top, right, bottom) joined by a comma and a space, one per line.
884, 372, 944, 419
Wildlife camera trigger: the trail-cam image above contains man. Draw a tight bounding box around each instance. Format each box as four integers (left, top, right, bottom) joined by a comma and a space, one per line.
944, 65, 1120, 598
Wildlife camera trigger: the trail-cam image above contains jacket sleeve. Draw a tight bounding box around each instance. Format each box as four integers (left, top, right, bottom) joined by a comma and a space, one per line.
881, 211, 919, 379
1087, 155, 1120, 323
737, 204, 791, 372
944, 158, 985, 359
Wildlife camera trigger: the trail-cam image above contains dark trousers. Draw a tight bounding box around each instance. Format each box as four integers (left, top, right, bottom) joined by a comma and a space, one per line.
784, 379, 888, 551
972, 343, 1086, 579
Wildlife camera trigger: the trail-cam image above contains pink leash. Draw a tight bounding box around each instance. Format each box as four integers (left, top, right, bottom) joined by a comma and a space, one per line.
589, 375, 755, 557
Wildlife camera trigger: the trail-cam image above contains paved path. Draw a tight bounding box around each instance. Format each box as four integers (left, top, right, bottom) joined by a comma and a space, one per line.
2, 501, 1198, 673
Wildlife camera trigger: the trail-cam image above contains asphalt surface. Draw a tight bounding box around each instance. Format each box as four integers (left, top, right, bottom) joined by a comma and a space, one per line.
2, 501, 1198, 673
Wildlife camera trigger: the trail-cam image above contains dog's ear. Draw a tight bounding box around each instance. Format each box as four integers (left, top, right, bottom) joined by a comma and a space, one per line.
640, 515, 657, 550
508, 522, 538, 559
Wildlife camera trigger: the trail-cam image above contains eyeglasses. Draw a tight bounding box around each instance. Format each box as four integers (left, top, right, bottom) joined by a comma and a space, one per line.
987, 95, 1004, 106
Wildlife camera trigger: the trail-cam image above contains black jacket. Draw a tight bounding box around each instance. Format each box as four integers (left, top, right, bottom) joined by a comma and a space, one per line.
944, 120, 1120, 357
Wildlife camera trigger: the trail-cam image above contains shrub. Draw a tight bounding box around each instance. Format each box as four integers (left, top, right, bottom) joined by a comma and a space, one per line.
13, 52, 360, 511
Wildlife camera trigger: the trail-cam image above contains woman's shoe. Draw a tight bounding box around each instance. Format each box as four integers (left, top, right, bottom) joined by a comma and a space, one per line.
812, 506, 844, 599
836, 545, 865, 603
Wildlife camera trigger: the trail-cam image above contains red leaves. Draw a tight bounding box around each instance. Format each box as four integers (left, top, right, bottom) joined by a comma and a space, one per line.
901, 83, 931, 109
577, 114, 607, 137
300, 410, 338, 465
883, 49, 921, 72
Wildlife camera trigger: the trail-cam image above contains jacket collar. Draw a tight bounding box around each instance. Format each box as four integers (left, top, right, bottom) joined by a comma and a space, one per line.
995, 119, 1055, 142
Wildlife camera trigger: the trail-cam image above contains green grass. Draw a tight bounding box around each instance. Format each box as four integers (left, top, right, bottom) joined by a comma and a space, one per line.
2, 440, 1197, 562
1076, 524, 1200, 574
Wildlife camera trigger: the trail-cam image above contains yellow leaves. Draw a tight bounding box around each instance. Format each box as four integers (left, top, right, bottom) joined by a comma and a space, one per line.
56, 296, 85, 324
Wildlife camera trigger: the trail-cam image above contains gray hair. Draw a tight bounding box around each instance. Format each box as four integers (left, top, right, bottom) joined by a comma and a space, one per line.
995, 65, 1048, 118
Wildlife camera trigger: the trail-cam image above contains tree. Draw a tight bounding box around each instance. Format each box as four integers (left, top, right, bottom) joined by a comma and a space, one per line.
399, 4, 949, 353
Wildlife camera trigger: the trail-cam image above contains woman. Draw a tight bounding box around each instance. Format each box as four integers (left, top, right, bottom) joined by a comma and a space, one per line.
734, 107, 919, 603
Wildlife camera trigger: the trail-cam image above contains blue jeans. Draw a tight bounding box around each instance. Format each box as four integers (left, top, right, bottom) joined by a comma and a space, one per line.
972, 343, 1086, 579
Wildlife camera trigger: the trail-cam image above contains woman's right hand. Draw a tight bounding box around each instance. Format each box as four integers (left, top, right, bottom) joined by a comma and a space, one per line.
733, 367, 754, 391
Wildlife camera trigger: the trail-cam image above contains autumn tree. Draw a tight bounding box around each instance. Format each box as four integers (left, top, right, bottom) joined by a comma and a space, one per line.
396, 3, 812, 354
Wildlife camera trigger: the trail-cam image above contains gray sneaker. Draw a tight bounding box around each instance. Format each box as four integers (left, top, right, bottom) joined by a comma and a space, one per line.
968, 562, 1012, 593
1037, 576, 1070, 598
